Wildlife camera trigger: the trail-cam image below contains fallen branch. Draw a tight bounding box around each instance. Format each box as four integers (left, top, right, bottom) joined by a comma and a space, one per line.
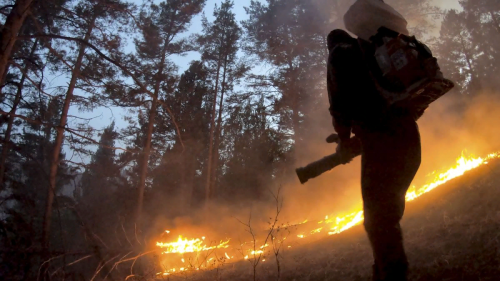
90, 254, 120, 281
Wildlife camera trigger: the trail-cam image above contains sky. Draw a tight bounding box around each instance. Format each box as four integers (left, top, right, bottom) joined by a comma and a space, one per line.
166, 0, 251, 74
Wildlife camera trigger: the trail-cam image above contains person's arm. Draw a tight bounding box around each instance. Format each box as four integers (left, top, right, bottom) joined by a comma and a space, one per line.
331, 114, 351, 141
327, 46, 352, 141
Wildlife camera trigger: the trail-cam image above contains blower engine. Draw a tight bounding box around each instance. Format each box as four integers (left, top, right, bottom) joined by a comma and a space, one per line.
368, 27, 454, 112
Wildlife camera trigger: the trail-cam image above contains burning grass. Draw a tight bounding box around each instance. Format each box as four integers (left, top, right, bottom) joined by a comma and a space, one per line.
163, 157, 500, 281
153, 151, 500, 279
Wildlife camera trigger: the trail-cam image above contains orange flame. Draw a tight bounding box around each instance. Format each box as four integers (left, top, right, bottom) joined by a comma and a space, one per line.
156, 235, 229, 255
406, 152, 499, 201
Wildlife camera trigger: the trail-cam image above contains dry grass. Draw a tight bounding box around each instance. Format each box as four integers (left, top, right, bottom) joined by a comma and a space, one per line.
165, 160, 500, 281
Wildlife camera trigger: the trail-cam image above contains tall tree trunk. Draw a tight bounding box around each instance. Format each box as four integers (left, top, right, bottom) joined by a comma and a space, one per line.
210, 55, 228, 196
184, 153, 196, 209
136, 91, 157, 223
0, 0, 34, 89
43, 17, 95, 251
0, 39, 37, 188
179, 139, 195, 212
136, 39, 169, 223
205, 58, 222, 205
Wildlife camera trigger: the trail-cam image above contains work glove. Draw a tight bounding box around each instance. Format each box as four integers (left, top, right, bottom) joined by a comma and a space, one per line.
336, 139, 353, 165
326, 133, 353, 165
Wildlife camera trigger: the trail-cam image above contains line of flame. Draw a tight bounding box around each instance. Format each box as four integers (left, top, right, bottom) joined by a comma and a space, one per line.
156, 235, 230, 254
156, 151, 500, 276
316, 152, 500, 236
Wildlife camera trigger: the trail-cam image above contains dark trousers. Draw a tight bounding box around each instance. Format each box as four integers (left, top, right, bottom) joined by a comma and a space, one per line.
358, 115, 421, 281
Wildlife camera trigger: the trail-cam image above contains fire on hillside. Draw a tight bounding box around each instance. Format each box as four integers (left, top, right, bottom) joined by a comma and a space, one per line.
155, 151, 500, 277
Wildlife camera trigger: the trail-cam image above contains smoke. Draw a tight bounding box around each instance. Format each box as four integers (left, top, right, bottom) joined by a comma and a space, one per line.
419, 92, 500, 176
275, 0, 499, 227
279, 89, 500, 226
432, 0, 461, 10
150, 88, 500, 277
155, 90, 500, 252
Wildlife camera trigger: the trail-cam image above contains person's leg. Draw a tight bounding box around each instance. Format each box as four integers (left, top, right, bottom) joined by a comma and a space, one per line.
360, 118, 421, 280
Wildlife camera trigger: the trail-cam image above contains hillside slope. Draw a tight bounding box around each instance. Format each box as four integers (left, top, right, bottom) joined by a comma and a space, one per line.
181, 159, 500, 281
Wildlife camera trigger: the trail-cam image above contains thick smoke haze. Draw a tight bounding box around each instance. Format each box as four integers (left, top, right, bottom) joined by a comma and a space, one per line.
145, 2, 477, 238
280, 92, 500, 226
434, 0, 461, 10
156, 89, 500, 254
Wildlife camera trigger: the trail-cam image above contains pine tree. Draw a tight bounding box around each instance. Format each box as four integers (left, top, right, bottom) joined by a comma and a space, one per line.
120, 0, 206, 223
243, 0, 327, 162
151, 60, 211, 214
39, 0, 132, 252
458, 0, 500, 90
0, 0, 68, 187
219, 96, 284, 204
0, 96, 73, 280
436, 10, 482, 93
77, 122, 123, 241
0, 39, 39, 187
199, 0, 247, 203
78, 122, 119, 202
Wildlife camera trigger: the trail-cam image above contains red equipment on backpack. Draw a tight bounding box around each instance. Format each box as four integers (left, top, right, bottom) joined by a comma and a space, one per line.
344, 0, 454, 112
367, 27, 454, 111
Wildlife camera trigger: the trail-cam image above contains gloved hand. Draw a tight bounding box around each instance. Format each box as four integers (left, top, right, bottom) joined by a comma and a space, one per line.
336, 139, 353, 165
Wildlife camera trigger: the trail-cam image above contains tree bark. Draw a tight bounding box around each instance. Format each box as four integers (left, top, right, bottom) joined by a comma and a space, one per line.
135, 91, 157, 223
0, 0, 34, 90
184, 152, 196, 209
210, 55, 228, 196
135, 39, 169, 224
205, 58, 222, 205
179, 139, 195, 213
0, 39, 37, 188
43, 16, 96, 251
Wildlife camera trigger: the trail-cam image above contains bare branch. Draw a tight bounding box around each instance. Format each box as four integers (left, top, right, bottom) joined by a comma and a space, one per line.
37, 254, 66, 281
121, 222, 133, 248
9, 62, 56, 98
66, 255, 93, 267
61, 159, 87, 168
90, 254, 120, 281
18, 33, 185, 148
67, 113, 103, 121
65, 128, 136, 153
102, 251, 134, 280
0, 110, 136, 153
